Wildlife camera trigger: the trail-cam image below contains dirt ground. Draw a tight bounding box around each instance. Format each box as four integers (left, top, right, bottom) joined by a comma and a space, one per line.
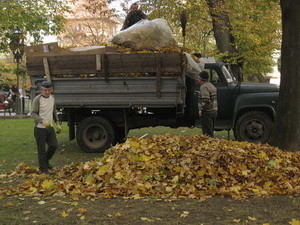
0, 195, 299, 225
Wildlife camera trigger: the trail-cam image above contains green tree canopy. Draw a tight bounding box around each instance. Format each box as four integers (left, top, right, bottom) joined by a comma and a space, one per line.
0, 0, 69, 53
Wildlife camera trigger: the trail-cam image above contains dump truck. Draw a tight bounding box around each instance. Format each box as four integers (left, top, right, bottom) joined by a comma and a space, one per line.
26, 43, 279, 153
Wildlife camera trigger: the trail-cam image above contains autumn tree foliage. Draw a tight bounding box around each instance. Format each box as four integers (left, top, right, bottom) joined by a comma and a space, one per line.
0, 59, 30, 91
223, 0, 281, 77
0, 0, 68, 53
0, 0, 65, 90
138, 0, 281, 79
269, 0, 300, 152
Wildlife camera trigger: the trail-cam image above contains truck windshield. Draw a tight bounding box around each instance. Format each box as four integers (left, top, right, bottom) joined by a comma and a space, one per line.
222, 66, 236, 83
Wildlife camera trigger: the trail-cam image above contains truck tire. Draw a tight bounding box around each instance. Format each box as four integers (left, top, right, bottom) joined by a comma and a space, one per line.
234, 111, 273, 143
76, 116, 115, 153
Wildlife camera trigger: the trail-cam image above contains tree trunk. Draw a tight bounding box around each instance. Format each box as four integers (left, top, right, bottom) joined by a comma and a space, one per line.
206, 0, 235, 52
269, 0, 300, 152
206, 0, 240, 79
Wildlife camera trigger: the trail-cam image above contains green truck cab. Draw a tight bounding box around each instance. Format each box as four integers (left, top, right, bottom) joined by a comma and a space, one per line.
203, 61, 278, 143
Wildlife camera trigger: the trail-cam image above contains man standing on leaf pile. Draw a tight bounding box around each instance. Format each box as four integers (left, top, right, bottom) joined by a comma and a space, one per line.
197, 71, 218, 137
31, 81, 61, 175
121, 2, 147, 30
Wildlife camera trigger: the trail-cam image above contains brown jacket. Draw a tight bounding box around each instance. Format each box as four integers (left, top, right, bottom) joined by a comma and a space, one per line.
198, 81, 218, 114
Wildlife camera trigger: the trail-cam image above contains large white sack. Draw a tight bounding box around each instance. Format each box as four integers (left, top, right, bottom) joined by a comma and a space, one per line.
111, 18, 178, 50
184, 53, 202, 80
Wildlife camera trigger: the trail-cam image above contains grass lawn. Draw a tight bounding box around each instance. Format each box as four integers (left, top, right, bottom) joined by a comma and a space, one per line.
0, 118, 94, 172
0, 118, 233, 172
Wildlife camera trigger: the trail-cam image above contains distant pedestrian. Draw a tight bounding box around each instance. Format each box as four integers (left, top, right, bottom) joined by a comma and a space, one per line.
121, 2, 147, 30
6, 89, 16, 112
7, 89, 16, 103
0, 90, 5, 103
30, 81, 61, 174
197, 71, 218, 137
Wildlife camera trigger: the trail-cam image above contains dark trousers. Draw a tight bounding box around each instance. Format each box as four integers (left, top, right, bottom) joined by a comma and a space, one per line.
201, 112, 217, 137
34, 127, 58, 171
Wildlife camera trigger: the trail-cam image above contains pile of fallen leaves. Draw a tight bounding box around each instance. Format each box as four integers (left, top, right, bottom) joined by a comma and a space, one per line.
1, 135, 300, 201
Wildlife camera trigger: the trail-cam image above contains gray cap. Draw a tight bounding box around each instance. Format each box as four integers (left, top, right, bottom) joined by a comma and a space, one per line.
41, 81, 53, 88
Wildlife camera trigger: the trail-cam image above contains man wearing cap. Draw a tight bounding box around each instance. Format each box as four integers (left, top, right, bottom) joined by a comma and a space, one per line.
30, 81, 61, 174
197, 71, 218, 137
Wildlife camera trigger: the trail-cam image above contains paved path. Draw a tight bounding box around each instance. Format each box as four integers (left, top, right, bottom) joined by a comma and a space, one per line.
0, 112, 30, 119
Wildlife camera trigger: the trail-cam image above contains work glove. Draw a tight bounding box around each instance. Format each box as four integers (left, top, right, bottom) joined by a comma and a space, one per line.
56, 122, 62, 134
43, 120, 51, 128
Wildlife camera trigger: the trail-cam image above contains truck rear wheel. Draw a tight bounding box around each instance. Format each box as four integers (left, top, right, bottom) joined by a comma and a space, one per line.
234, 111, 273, 143
76, 116, 115, 153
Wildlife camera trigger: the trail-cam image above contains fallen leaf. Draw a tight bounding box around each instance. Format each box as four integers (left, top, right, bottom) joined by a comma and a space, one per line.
141, 217, 153, 222
248, 216, 257, 221
289, 219, 300, 225
80, 215, 86, 220
180, 211, 189, 218
60, 211, 69, 218
41, 180, 56, 190
78, 208, 87, 214
5, 202, 13, 207
29, 187, 38, 193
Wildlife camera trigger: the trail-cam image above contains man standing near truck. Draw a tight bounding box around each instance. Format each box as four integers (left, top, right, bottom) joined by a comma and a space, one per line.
30, 81, 61, 174
197, 71, 218, 137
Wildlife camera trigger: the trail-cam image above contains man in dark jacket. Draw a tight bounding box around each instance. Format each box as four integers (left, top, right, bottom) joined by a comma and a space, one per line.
121, 2, 147, 30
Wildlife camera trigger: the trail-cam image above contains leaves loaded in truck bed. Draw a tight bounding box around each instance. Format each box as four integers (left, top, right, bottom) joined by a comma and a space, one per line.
1, 135, 300, 201
60, 43, 184, 54
53, 72, 181, 78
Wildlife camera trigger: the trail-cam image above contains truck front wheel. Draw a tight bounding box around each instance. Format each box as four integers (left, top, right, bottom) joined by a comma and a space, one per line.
234, 111, 273, 143
76, 116, 115, 153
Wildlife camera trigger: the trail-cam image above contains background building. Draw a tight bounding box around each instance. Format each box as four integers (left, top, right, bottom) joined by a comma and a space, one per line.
58, 0, 120, 47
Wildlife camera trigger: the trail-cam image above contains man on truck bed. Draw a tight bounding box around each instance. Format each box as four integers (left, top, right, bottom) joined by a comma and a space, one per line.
121, 2, 147, 30
197, 71, 218, 137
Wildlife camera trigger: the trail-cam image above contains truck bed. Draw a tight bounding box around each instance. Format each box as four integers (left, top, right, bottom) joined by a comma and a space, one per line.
31, 76, 186, 109
27, 47, 187, 109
